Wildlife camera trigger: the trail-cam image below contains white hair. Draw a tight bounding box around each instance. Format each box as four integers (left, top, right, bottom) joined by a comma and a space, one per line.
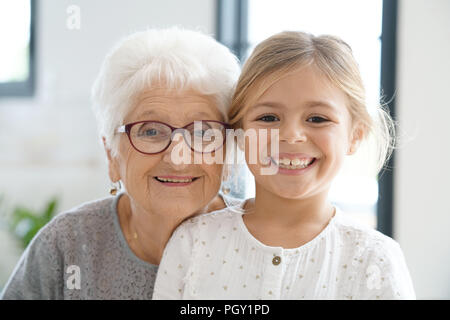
91, 27, 240, 157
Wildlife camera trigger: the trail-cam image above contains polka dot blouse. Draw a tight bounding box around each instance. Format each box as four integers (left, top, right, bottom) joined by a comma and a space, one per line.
153, 204, 415, 300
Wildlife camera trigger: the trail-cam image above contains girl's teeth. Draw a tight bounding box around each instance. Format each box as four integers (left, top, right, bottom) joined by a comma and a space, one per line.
276, 157, 314, 169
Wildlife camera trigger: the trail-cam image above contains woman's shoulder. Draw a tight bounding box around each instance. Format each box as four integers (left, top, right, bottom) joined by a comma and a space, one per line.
34, 195, 117, 247
50, 195, 114, 225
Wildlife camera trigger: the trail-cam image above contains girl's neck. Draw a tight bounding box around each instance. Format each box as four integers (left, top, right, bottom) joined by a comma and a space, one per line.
248, 183, 334, 226
241, 183, 335, 248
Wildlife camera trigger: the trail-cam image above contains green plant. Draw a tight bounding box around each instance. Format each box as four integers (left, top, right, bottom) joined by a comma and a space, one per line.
7, 198, 58, 249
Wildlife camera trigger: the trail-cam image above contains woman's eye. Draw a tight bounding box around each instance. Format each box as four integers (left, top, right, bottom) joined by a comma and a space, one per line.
143, 129, 158, 136
307, 116, 328, 123
193, 130, 206, 137
137, 127, 160, 137
257, 115, 279, 122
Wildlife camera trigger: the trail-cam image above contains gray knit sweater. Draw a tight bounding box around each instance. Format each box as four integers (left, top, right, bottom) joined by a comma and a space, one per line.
0, 193, 241, 300
0, 194, 158, 299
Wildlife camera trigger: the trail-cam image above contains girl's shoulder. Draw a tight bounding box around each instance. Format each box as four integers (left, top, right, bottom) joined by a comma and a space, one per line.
332, 207, 415, 299
177, 204, 245, 237
334, 207, 397, 247
332, 207, 404, 265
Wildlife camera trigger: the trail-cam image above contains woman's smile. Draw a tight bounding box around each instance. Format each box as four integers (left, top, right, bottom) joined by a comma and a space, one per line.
153, 175, 201, 187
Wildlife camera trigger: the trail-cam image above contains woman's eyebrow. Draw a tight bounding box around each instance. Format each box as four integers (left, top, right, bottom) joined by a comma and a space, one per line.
188, 111, 217, 119
136, 110, 161, 119
135, 110, 217, 122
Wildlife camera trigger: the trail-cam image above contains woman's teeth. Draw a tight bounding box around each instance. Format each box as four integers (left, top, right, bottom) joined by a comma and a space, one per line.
275, 157, 315, 169
155, 177, 195, 183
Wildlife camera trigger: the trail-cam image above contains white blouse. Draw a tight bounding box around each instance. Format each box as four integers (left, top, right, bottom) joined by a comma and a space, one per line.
153, 203, 416, 300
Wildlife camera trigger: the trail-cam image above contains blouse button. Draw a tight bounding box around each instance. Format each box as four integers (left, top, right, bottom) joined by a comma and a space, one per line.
272, 256, 281, 265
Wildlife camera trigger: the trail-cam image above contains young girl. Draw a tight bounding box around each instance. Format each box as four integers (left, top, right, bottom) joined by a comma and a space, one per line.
152, 31, 415, 300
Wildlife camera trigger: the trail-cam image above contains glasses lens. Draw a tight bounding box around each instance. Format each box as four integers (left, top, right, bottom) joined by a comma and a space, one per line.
185, 121, 226, 153
129, 122, 172, 153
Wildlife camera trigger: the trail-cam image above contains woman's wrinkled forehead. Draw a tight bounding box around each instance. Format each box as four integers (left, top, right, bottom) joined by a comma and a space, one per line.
125, 87, 224, 124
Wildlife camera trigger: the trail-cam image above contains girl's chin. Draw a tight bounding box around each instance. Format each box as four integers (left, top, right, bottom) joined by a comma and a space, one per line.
274, 191, 309, 200
260, 184, 311, 200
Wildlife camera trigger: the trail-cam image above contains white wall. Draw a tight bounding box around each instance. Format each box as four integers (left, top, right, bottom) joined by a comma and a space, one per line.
0, 0, 215, 287
395, 0, 450, 299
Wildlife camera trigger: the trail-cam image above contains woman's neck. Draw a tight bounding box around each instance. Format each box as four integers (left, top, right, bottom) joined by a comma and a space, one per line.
117, 193, 225, 265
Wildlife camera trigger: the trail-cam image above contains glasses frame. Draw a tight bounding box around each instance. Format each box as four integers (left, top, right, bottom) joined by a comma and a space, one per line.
117, 120, 231, 155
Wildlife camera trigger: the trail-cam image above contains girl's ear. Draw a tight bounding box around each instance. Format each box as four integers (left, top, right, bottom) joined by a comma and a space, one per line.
347, 123, 365, 155
102, 137, 121, 182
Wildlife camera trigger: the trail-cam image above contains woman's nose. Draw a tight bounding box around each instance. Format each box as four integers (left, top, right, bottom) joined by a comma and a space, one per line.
161, 132, 191, 168
279, 121, 307, 144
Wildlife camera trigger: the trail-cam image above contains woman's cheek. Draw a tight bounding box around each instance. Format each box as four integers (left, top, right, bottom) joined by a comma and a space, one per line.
204, 163, 223, 189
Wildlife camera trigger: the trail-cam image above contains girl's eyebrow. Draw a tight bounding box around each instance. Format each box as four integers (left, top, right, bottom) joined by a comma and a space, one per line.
304, 100, 338, 111
252, 100, 338, 111
250, 101, 285, 110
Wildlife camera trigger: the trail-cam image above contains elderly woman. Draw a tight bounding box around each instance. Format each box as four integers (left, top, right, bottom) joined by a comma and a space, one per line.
1, 28, 240, 299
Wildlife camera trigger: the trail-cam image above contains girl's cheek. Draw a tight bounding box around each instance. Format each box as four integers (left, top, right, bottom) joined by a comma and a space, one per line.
252, 129, 277, 166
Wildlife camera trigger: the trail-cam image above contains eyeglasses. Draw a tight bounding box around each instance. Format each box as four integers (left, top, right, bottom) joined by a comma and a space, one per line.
117, 120, 231, 155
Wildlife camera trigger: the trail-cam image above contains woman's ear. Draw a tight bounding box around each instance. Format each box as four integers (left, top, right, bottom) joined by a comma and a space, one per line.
102, 137, 121, 182
236, 133, 245, 151
347, 123, 365, 155
222, 163, 232, 181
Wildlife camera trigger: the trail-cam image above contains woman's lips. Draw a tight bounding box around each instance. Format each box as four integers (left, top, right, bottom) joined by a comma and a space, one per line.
154, 175, 199, 187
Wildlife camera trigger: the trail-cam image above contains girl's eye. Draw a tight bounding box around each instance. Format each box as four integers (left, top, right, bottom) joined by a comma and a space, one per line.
307, 116, 328, 123
257, 115, 279, 122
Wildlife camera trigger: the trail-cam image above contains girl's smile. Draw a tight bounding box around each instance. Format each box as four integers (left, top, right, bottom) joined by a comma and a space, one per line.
242, 64, 360, 200
270, 153, 318, 175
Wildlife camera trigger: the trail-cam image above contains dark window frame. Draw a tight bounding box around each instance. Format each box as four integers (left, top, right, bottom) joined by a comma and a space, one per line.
377, 0, 398, 237
0, 0, 36, 97
216, 0, 249, 62
217, 0, 397, 237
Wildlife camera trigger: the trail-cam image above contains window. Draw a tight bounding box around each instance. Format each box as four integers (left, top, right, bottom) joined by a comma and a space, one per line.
0, 0, 35, 97
217, 0, 397, 235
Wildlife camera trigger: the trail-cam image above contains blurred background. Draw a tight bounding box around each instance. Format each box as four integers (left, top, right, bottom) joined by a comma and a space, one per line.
0, 0, 449, 299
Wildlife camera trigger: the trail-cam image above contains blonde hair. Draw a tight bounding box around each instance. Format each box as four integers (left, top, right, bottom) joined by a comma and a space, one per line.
228, 31, 396, 174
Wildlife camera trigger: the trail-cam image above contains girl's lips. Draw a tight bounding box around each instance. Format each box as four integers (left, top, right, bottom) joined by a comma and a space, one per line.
273, 153, 316, 160
271, 157, 318, 175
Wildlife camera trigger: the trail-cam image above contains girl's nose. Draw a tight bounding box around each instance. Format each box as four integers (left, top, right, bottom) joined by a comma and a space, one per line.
279, 122, 307, 144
